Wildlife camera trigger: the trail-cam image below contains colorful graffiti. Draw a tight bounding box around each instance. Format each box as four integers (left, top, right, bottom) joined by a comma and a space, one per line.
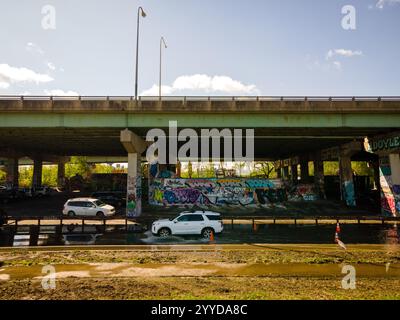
379, 156, 400, 217
343, 181, 356, 207
149, 178, 317, 207
127, 175, 142, 217
287, 184, 319, 202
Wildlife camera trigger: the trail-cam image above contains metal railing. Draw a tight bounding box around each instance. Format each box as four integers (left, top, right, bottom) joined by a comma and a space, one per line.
0, 95, 399, 102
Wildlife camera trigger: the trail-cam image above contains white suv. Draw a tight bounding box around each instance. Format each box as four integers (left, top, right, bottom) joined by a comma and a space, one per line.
152, 211, 223, 238
63, 198, 115, 217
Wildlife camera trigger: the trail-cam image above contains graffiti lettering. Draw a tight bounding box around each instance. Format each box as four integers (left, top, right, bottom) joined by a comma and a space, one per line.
245, 179, 275, 189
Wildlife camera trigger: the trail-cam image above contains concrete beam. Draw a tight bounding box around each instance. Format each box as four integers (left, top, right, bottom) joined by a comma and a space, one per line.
1, 97, 400, 114
120, 129, 148, 154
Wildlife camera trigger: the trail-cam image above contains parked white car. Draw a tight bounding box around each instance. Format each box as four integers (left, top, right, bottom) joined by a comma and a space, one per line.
63, 198, 115, 217
152, 211, 223, 238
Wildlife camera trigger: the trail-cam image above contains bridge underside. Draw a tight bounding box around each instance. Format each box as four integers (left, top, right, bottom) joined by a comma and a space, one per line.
0, 97, 399, 217
0, 127, 395, 159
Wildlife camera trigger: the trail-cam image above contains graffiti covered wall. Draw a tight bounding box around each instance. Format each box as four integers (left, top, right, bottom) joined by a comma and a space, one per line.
149, 178, 318, 207
379, 155, 400, 217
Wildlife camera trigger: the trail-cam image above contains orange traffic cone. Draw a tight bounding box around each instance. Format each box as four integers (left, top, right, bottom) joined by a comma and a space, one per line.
336, 222, 341, 233
209, 230, 215, 242
253, 223, 258, 232
334, 232, 339, 243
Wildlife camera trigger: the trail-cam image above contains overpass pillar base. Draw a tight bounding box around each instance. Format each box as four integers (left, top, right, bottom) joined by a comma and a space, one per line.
126, 153, 142, 218
5, 157, 19, 188
291, 164, 298, 184
379, 154, 400, 217
339, 151, 356, 207
120, 129, 147, 218
57, 162, 66, 188
32, 159, 42, 188
314, 151, 326, 199
300, 159, 310, 183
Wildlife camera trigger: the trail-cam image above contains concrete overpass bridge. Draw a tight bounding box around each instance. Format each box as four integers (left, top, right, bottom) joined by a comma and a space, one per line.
0, 96, 399, 217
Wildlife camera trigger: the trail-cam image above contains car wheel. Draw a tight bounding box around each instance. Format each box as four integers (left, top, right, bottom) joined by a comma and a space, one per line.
67, 211, 75, 217
96, 211, 105, 218
158, 228, 171, 237
201, 228, 214, 239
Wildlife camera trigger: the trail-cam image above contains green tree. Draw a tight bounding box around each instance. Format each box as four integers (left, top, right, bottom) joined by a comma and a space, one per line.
65, 156, 91, 178
352, 161, 373, 176
250, 162, 277, 178
42, 165, 58, 186
19, 166, 33, 187
324, 162, 339, 176
200, 163, 216, 178
0, 168, 6, 184
93, 163, 114, 174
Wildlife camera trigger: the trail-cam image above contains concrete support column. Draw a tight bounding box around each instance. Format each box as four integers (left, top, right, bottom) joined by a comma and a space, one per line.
126, 153, 142, 217
371, 160, 381, 191
282, 166, 289, 181
300, 161, 309, 182
57, 162, 66, 187
120, 129, 147, 218
291, 164, 298, 184
313, 152, 325, 199
379, 154, 400, 216
5, 157, 19, 188
32, 159, 42, 188
176, 161, 182, 178
276, 168, 282, 179
339, 152, 355, 206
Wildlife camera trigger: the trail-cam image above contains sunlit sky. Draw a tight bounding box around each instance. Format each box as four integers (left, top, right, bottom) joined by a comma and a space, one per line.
1, 0, 399, 96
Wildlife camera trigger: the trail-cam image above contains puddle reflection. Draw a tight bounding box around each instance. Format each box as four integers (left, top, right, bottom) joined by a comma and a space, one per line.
0, 223, 399, 247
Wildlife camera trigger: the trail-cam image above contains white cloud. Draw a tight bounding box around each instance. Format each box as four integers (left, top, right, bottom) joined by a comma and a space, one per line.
26, 42, 45, 55
0, 64, 53, 89
376, 0, 400, 9
46, 62, 56, 71
44, 89, 79, 96
141, 74, 259, 96
0, 81, 10, 89
326, 49, 363, 60
333, 61, 342, 70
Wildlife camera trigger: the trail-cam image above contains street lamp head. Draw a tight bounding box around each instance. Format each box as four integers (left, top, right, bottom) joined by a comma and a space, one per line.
139, 7, 147, 18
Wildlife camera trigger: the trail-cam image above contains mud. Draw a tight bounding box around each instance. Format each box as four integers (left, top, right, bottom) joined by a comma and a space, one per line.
0, 244, 399, 299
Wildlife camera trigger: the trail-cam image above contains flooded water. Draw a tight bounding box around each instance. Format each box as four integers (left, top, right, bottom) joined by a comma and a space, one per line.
2, 262, 400, 280
0, 223, 399, 247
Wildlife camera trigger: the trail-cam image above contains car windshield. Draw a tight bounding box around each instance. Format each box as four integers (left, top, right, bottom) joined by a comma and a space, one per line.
93, 200, 107, 207
169, 215, 182, 221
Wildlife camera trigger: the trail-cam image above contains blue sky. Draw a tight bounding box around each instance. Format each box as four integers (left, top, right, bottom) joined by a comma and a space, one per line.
0, 0, 399, 96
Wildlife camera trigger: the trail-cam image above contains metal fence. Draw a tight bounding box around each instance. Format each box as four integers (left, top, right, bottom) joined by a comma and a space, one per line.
0, 95, 399, 102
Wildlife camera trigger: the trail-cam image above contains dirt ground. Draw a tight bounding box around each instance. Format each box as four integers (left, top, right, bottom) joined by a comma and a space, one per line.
0, 244, 399, 300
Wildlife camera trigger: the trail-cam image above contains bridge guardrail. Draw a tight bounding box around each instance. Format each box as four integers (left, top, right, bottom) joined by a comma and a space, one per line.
0, 95, 399, 102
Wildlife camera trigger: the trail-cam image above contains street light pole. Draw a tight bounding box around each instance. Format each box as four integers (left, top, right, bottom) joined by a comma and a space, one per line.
135, 6, 146, 100
159, 36, 167, 98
